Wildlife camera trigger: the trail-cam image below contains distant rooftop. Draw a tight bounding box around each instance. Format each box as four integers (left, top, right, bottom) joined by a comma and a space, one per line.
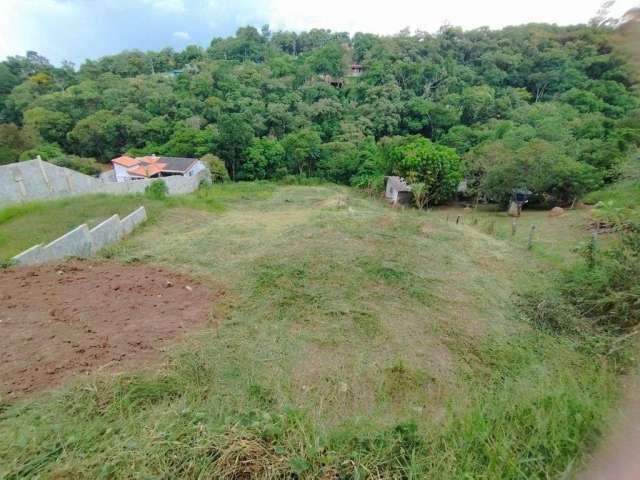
111, 155, 199, 178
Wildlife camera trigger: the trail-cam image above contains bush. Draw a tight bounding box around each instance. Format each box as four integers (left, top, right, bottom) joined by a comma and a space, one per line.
351, 173, 385, 195
50, 155, 101, 176
278, 175, 325, 186
201, 153, 230, 183
145, 179, 169, 200
388, 137, 463, 208
562, 229, 640, 332
19, 143, 64, 161
18, 147, 102, 177
523, 228, 640, 335
481, 140, 603, 206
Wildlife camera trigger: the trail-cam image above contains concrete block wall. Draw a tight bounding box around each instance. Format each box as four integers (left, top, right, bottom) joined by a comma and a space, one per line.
0, 159, 211, 208
0, 159, 104, 207
11, 244, 47, 265
12, 206, 147, 266
119, 206, 147, 236
90, 214, 122, 253
44, 224, 93, 260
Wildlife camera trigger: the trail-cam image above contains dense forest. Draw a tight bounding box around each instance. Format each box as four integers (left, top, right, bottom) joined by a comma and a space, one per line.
0, 14, 639, 205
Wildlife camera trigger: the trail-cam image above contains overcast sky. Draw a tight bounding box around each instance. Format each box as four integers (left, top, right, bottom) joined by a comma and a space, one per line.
0, 0, 637, 66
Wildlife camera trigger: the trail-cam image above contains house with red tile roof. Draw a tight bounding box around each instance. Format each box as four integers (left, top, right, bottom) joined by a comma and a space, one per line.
111, 155, 207, 182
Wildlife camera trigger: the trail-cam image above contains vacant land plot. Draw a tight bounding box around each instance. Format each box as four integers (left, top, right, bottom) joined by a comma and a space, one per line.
0, 184, 620, 479
0, 260, 217, 398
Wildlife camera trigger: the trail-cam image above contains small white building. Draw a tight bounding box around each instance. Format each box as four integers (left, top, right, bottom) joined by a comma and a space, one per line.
385, 176, 412, 204
111, 155, 207, 182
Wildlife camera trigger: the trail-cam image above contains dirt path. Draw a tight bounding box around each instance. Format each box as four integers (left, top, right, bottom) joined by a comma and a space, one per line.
0, 260, 218, 398
577, 372, 640, 479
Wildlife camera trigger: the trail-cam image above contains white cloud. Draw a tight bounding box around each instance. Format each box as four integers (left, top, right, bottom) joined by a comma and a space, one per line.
263, 0, 639, 35
142, 0, 186, 13
173, 31, 191, 40
0, 0, 77, 59
1, 0, 638, 64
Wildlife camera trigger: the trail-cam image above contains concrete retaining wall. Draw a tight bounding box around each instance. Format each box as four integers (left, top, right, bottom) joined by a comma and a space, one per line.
44, 224, 93, 260
12, 206, 147, 266
119, 206, 147, 236
0, 159, 211, 208
90, 214, 122, 253
11, 244, 47, 265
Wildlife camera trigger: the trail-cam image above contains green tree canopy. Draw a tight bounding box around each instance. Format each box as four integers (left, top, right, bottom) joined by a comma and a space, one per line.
389, 137, 464, 207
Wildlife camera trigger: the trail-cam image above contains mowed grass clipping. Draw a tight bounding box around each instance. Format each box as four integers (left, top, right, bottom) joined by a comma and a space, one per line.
0, 184, 620, 478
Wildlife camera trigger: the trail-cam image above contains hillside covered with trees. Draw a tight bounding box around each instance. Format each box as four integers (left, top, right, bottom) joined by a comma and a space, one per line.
1, 17, 639, 206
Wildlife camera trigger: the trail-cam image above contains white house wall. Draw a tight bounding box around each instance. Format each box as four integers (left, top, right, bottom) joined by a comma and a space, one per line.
113, 163, 133, 182
186, 160, 207, 177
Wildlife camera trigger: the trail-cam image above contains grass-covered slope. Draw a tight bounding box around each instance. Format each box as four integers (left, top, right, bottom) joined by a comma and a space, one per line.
0, 194, 158, 261
0, 182, 271, 261
583, 155, 640, 227
0, 185, 619, 478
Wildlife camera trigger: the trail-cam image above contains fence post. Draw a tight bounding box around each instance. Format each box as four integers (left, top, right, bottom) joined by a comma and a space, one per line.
528, 224, 536, 250
587, 230, 598, 268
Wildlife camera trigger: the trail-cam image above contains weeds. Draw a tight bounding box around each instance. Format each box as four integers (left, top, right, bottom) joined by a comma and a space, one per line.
144, 178, 169, 200
523, 228, 640, 338
0, 184, 625, 478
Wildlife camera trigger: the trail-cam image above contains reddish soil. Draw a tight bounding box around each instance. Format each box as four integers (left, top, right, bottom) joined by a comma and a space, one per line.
0, 260, 217, 399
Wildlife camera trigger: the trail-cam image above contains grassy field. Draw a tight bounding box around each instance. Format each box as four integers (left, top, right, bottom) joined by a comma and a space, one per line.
584, 180, 640, 226
0, 184, 622, 478
0, 182, 275, 261
0, 195, 161, 261
429, 204, 595, 265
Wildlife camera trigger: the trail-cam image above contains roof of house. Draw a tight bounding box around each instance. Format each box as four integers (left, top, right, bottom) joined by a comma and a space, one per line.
158, 156, 198, 173
111, 155, 199, 176
127, 163, 167, 178
387, 176, 412, 192
112, 155, 138, 167
141, 155, 161, 164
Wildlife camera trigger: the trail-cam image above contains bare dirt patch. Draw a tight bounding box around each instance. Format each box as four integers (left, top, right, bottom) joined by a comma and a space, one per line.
0, 260, 218, 399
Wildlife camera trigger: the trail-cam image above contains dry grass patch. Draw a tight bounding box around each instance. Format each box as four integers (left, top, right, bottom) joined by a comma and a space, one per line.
0, 184, 622, 479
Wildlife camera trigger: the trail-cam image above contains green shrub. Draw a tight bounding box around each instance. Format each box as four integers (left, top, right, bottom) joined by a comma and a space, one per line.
19, 147, 102, 176
523, 228, 640, 335
388, 137, 463, 207
584, 179, 640, 227
278, 175, 326, 186
201, 153, 230, 183
145, 179, 169, 200
50, 155, 101, 176
351, 173, 385, 195
562, 228, 640, 332
19, 143, 64, 161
